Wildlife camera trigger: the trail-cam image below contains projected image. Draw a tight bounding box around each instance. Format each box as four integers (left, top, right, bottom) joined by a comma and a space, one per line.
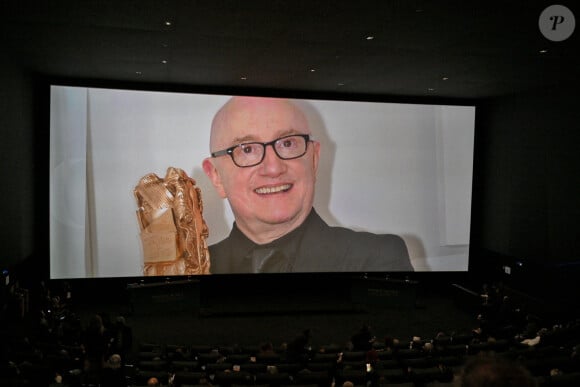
50, 86, 475, 278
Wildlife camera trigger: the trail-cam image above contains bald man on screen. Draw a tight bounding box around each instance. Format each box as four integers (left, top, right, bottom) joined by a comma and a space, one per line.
202, 96, 413, 273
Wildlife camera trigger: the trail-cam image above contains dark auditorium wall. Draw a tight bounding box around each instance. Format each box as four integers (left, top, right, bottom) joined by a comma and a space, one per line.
2, 58, 578, 283
473, 85, 580, 269
0, 61, 37, 269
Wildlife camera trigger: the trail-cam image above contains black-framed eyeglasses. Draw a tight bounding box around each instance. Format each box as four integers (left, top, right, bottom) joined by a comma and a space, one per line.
211, 134, 312, 168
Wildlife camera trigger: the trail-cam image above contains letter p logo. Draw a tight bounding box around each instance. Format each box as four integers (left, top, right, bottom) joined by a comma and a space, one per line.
540, 5, 576, 41
550, 15, 566, 30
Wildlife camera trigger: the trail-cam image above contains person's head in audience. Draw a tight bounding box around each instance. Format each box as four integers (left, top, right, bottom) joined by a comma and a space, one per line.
384, 336, 399, 350
459, 355, 536, 386
203, 96, 320, 244
411, 335, 422, 349
147, 376, 160, 386
87, 313, 104, 334
52, 372, 64, 385
259, 341, 275, 354
115, 315, 127, 326
107, 353, 122, 369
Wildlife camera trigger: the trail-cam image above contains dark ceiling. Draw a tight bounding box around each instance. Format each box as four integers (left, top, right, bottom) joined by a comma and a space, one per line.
3, 0, 579, 101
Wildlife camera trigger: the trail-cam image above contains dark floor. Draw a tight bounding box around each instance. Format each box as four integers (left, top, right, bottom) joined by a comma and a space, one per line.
77, 280, 480, 353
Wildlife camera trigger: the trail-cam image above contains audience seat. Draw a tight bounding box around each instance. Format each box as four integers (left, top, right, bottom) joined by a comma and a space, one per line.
138, 351, 164, 360
170, 359, 199, 371
190, 344, 214, 354
254, 371, 292, 385
275, 363, 302, 374
401, 356, 437, 368
139, 342, 163, 352
204, 362, 233, 374
256, 353, 282, 364
304, 362, 333, 371
198, 352, 223, 364
213, 370, 254, 385
240, 363, 268, 373
540, 372, 580, 386
342, 351, 366, 361
396, 348, 423, 359
341, 368, 367, 384
293, 370, 331, 386
377, 349, 395, 360
228, 353, 253, 364
309, 352, 337, 363
173, 370, 206, 385
137, 359, 168, 371
378, 368, 409, 384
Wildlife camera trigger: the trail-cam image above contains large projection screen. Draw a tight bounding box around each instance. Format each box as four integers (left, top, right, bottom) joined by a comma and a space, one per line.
50, 86, 475, 278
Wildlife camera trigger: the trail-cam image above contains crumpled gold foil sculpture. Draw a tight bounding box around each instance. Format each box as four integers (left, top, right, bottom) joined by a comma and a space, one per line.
134, 167, 210, 276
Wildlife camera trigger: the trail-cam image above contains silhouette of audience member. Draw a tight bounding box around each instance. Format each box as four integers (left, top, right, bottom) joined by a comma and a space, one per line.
258, 341, 276, 356
81, 313, 109, 382
286, 329, 312, 364
48, 372, 67, 387
257, 341, 280, 365
365, 347, 380, 387
330, 352, 345, 387
110, 315, 133, 362
409, 335, 423, 349
198, 376, 214, 386
459, 355, 536, 387
100, 353, 126, 387
422, 341, 434, 355
351, 324, 374, 351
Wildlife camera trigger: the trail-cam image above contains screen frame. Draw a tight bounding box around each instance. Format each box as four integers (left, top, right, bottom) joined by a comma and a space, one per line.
47, 79, 479, 281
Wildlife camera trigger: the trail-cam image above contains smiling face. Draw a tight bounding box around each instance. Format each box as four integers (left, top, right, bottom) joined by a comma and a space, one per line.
203, 97, 320, 244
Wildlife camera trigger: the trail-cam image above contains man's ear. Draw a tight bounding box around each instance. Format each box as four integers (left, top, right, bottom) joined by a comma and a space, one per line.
311, 140, 321, 174
202, 158, 227, 198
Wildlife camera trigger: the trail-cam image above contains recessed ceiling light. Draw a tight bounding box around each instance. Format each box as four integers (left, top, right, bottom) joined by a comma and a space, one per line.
240, 76, 247, 80
165, 21, 172, 26
337, 82, 345, 86
135, 71, 142, 75
442, 77, 449, 81
310, 68, 316, 72
365, 36, 375, 40
161, 60, 168, 64
428, 88, 435, 92
539, 49, 548, 54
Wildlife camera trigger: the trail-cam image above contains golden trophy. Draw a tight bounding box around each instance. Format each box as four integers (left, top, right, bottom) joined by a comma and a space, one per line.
134, 167, 210, 275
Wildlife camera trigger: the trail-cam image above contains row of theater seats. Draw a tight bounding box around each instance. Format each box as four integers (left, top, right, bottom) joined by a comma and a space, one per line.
3, 332, 579, 386
129, 336, 580, 386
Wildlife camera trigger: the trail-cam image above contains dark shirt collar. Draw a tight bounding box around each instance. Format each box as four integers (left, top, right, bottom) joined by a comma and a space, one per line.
227, 209, 318, 273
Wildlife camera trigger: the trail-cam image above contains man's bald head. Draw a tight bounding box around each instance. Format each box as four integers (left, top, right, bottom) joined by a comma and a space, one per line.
209, 96, 311, 152
203, 96, 320, 244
